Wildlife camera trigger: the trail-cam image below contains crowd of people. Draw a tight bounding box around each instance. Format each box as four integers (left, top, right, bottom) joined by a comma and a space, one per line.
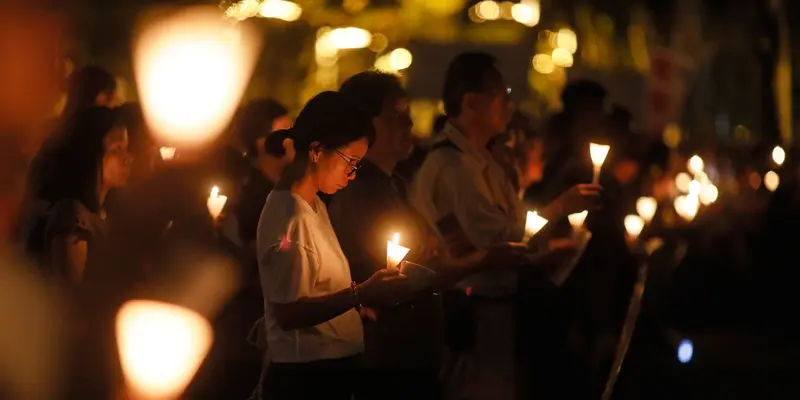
9, 46, 797, 400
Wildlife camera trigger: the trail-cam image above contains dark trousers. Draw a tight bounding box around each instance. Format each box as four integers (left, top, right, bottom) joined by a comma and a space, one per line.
360, 368, 442, 400
259, 355, 362, 400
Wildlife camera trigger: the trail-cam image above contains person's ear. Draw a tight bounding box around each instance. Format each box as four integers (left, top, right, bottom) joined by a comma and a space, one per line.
462, 92, 478, 115
308, 141, 321, 162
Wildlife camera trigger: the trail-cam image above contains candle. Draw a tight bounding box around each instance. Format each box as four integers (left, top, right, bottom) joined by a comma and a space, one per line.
567, 210, 588, 230
386, 232, 410, 269
635, 197, 657, 223
772, 146, 786, 166
764, 170, 780, 192
116, 300, 213, 400
589, 143, 610, 184
134, 6, 261, 146
523, 211, 548, 243
207, 186, 227, 220
160, 146, 177, 160
623, 215, 645, 240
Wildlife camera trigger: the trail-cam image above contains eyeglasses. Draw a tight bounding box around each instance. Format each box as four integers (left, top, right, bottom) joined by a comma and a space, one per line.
335, 150, 361, 177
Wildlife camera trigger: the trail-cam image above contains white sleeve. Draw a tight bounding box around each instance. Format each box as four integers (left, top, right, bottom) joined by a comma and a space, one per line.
259, 218, 319, 304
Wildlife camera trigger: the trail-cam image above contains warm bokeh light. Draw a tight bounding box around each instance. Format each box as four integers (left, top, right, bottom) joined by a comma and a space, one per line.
532, 54, 554, 74
663, 123, 682, 148
259, 0, 303, 21
510, 1, 540, 27
772, 145, 786, 166
327, 27, 372, 49
476, 1, 501, 20
134, 7, 261, 146
568, 210, 588, 230
699, 184, 719, 205
551, 48, 574, 68
688, 180, 702, 196
388, 48, 413, 70
674, 195, 699, 221
523, 211, 548, 243
556, 28, 578, 54
224, 0, 261, 21
624, 215, 645, 240
116, 300, 213, 400
675, 172, 692, 193
159, 146, 176, 160
635, 196, 657, 223
687, 155, 704, 174
764, 170, 780, 192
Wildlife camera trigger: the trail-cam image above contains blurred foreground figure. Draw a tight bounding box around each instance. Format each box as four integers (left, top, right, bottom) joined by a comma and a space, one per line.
0, 2, 64, 398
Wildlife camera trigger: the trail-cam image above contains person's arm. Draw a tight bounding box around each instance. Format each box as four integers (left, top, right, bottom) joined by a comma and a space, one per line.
271, 287, 360, 331
50, 234, 88, 282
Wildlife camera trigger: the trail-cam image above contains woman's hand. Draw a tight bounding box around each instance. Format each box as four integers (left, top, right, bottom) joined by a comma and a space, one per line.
478, 242, 531, 271
357, 268, 413, 307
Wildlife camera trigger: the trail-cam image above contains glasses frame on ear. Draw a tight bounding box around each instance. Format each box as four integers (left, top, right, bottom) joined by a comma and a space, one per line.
334, 150, 361, 177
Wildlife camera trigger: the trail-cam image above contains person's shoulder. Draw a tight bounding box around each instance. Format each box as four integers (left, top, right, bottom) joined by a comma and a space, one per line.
49, 199, 91, 220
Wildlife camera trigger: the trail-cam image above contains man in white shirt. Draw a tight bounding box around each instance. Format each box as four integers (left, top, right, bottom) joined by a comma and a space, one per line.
410, 52, 523, 400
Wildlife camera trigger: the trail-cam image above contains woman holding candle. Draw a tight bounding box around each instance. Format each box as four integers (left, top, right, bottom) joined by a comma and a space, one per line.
255, 91, 413, 400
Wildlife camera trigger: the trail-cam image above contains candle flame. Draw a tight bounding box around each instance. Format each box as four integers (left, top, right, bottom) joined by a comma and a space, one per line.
589, 143, 611, 167
392, 232, 399, 244
210, 186, 219, 198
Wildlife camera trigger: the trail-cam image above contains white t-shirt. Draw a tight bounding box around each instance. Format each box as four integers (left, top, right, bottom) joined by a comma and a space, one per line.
257, 190, 364, 363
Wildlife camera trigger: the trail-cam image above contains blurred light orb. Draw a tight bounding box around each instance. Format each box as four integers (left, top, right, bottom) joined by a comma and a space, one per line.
556, 28, 578, 54
772, 145, 786, 166
468, 6, 485, 23
511, 2, 540, 27
677, 339, 693, 363
688, 180, 702, 196
134, 7, 261, 147
699, 184, 718, 205
368, 33, 389, 52
624, 214, 645, 240
551, 48, 573, 68
116, 300, 213, 399
476, 1, 501, 20
388, 48, 413, 70
635, 196, 657, 223
674, 195, 698, 221
687, 155, 704, 174
328, 27, 372, 49
764, 170, 780, 192
675, 172, 692, 193
499, 1, 513, 19
424, 0, 467, 16
663, 123, 682, 148
259, 0, 303, 21
532, 54, 554, 74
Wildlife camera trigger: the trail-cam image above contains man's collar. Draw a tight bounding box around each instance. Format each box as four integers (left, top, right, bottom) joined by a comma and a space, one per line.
441, 121, 489, 168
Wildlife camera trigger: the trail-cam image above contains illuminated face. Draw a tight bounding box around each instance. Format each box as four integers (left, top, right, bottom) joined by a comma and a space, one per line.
102, 127, 132, 188
312, 136, 369, 194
